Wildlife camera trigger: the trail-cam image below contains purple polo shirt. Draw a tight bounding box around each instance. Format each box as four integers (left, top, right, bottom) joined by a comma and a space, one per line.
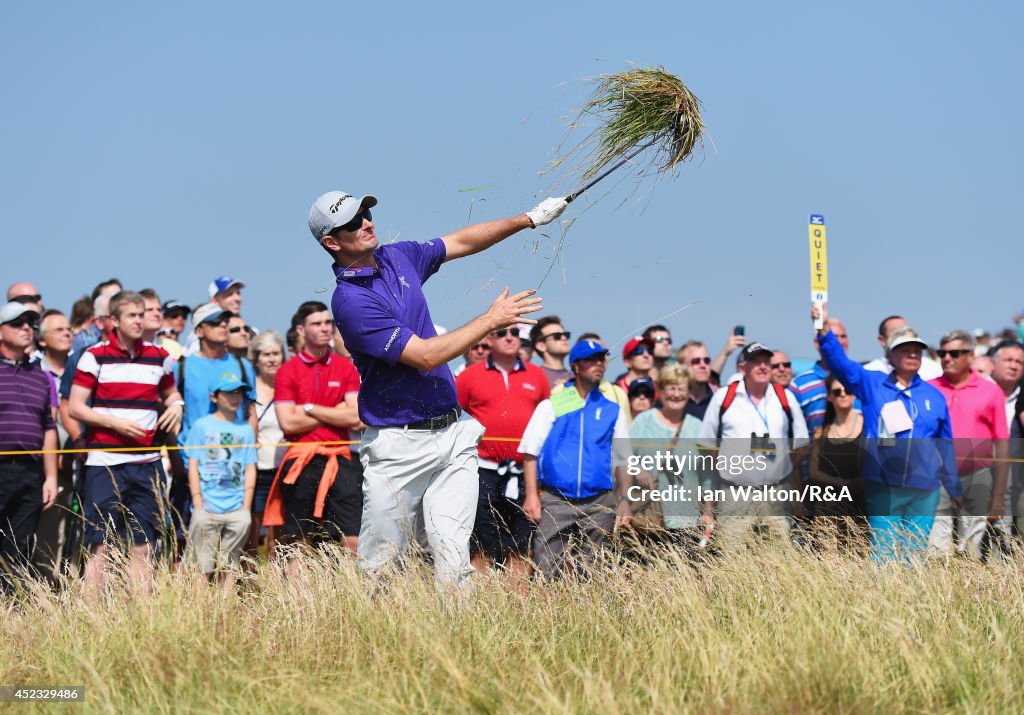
0, 355, 57, 458
331, 239, 457, 427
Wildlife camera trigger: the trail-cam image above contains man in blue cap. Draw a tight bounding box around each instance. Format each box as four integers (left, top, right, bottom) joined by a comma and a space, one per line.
519, 339, 633, 579
311, 189, 565, 591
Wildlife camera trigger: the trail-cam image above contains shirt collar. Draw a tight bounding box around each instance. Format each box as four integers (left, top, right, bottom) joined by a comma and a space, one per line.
298, 348, 332, 366
107, 330, 129, 355
333, 251, 383, 283
934, 371, 978, 390
886, 370, 921, 390
0, 348, 32, 368
486, 355, 525, 372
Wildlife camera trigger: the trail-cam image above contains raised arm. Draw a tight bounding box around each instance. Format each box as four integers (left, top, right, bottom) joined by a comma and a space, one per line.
440, 198, 567, 262
811, 303, 867, 398
711, 328, 746, 378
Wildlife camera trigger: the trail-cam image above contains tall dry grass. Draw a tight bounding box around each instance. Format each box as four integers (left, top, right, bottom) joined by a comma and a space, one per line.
2, 542, 1022, 713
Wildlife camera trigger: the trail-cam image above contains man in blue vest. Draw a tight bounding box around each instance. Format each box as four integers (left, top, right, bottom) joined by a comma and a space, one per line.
520, 340, 633, 578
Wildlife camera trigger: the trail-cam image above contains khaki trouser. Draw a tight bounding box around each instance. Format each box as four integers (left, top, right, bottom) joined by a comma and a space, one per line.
928, 467, 1007, 558
357, 416, 484, 591
715, 482, 791, 546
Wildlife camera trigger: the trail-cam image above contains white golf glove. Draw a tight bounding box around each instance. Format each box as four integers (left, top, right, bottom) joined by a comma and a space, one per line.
526, 197, 569, 228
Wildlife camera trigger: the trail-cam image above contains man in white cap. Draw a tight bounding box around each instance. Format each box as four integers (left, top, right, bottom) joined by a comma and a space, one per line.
309, 189, 566, 591
813, 304, 962, 561
0, 302, 58, 591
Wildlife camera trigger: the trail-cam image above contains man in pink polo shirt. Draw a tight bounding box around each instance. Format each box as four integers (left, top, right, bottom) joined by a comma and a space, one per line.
927, 330, 1009, 558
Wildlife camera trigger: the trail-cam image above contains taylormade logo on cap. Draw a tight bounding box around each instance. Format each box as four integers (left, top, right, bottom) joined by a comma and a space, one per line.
308, 190, 379, 241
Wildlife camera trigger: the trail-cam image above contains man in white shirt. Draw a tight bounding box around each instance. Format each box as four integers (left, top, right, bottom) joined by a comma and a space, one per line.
699, 342, 809, 544
990, 340, 1024, 541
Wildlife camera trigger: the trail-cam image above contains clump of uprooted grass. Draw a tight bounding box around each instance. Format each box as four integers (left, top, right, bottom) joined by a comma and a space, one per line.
557, 66, 705, 190
2, 543, 1023, 713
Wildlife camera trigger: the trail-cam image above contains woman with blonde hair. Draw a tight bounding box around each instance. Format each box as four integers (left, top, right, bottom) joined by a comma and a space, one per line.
628, 364, 713, 549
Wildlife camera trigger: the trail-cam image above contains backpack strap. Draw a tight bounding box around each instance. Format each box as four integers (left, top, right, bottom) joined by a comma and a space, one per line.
176, 354, 187, 401
771, 382, 794, 440
235, 355, 249, 386
716, 381, 741, 442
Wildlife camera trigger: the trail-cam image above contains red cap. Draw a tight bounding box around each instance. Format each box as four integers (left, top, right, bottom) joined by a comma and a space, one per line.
622, 336, 654, 360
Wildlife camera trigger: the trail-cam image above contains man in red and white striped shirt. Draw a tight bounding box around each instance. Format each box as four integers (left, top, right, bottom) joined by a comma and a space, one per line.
69, 291, 183, 593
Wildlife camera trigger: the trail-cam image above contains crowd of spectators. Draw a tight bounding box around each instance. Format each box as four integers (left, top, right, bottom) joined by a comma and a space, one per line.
1, 274, 1024, 593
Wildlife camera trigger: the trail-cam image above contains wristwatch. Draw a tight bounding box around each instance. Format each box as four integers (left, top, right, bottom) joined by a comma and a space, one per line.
171, 400, 185, 408
303, 403, 314, 415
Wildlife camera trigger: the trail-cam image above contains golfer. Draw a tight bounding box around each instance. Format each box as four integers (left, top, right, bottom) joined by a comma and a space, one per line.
308, 190, 567, 589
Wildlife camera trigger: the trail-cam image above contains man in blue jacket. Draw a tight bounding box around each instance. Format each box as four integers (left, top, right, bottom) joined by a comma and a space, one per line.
812, 304, 963, 560
519, 340, 633, 578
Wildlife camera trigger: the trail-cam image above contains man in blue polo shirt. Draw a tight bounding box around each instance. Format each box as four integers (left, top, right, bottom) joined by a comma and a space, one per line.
309, 189, 566, 590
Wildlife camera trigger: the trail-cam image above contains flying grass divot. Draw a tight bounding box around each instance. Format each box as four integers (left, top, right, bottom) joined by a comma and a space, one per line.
561, 67, 705, 202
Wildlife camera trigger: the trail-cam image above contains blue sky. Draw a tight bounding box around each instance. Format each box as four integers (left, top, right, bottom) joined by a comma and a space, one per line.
2, 2, 1020, 368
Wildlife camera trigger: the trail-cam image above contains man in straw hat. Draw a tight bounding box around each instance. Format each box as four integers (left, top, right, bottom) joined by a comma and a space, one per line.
309, 189, 566, 591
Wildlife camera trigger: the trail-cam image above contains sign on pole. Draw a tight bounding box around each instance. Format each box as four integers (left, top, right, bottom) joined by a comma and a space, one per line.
809, 214, 828, 329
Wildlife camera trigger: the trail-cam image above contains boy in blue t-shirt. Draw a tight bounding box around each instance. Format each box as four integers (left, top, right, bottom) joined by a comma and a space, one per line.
185, 373, 257, 586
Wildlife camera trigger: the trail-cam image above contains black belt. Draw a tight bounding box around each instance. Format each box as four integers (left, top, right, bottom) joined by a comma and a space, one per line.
0, 454, 39, 465
403, 408, 461, 431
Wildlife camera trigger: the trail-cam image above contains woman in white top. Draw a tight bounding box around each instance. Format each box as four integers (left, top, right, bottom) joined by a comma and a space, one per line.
247, 330, 287, 558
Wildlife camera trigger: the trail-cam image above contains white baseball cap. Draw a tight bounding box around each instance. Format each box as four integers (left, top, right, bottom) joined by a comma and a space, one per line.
0, 301, 39, 325
193, 303, 233, 326
887, 326, 928, 352
308, 190, 378, 241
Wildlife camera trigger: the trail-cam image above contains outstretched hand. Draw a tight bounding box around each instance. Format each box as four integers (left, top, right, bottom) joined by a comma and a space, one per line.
485, 287, 542, 330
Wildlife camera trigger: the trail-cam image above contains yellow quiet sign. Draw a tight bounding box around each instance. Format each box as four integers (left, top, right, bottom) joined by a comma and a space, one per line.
808, 214, 828, 304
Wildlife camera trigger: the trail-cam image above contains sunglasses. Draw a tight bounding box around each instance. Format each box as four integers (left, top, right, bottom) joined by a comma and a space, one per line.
542, 331, 571, 342
470, 343, 490, 351
936, 349, 970, 359
771, 362, 792, 369
830, 388, 850, 397
493, 327, 520, 338
333, 208, 372, 234
228, 325, 250, 334
650, 336, 672, 343
689, 356, 711, 366
10, 294, 42, 304
629, 347, 653, 357
4, 317, 38, 329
